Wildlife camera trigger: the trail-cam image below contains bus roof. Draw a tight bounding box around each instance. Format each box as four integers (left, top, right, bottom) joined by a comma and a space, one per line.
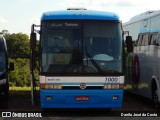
41, 10, 120, 21
124, 10, 160, 26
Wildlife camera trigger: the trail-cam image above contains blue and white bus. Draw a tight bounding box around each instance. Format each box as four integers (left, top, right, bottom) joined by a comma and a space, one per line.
30, 8, 125, 109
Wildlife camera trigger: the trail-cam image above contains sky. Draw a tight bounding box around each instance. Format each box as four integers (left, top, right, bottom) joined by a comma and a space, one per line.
0, 0, 160, 36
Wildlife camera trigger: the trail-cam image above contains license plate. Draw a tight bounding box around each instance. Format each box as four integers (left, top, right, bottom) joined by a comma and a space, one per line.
76, 96, 89, 101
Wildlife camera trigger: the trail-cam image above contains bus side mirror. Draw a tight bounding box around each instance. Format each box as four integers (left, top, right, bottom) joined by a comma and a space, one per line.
30, 32, 37, 49
9, 62, 14, 71
126, 36, 133, 53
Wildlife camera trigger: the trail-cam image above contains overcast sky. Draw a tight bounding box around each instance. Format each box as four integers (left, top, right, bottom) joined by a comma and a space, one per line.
0, 0, 159, 35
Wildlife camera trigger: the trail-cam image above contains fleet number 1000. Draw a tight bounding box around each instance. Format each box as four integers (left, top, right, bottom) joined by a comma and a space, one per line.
106, 77, 119, 83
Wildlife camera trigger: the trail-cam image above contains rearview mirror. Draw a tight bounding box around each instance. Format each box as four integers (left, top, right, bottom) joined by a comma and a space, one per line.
126, 36, 133, 53
30, 32, 37, 49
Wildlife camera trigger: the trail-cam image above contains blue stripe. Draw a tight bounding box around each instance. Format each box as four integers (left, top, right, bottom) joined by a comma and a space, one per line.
40, 89, 123, 108
41, 10, 119, 21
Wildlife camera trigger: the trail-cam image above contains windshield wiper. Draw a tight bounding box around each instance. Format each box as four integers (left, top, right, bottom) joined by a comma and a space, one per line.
85, 52, 104, 74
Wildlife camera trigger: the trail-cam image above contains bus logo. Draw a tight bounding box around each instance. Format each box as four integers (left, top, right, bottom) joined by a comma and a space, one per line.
80, 83, 86, 89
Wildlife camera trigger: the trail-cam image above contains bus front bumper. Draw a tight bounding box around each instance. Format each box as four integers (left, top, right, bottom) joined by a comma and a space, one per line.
40, 89, 123, 108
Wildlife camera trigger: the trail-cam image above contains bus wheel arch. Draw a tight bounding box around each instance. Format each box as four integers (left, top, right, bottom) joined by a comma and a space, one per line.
151, 78, 160, 110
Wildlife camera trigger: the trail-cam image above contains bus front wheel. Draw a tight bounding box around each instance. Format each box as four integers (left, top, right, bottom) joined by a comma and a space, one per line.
152, 84, 160, 110
0, 92, 8, 109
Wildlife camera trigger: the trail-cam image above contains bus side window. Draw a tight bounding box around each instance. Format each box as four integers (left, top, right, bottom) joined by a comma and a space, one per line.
137, 35, 140, 46
141, 35, 144, 46
150, 34, 154, 45
137, 34, 143, 46
157, 34, 160, 46
149, 34, 152, 45
152, 34, 158, 45
144, 34, 149, 46
140, 34, 148, 46
154, 34, 160, 46
140, 35, 144, 46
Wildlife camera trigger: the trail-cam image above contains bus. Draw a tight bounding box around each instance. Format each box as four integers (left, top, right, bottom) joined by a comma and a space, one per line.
0, 35, 14, 108
30, 8, 125, 109
123, 10, 160, 40
123, 10, 160, 109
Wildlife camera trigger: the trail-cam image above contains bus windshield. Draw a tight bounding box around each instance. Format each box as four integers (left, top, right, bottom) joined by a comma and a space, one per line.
0, 52, 6, 72
40, 20, 122, 74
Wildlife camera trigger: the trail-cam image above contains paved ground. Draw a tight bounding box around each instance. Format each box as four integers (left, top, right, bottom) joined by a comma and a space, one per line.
0, 90, 160, 119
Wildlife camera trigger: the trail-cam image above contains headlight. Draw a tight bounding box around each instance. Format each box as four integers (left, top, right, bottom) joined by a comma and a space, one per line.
41, 84, 62, 89
104, 84, 112, 89
104, 84, 123, 89
111, 84, 119, 89
53, 84, 62, 89
45, 84, 54, 89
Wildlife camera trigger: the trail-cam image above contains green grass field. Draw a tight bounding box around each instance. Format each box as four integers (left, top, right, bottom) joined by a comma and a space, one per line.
9, 87, 40, 100
9, 86, 39, 91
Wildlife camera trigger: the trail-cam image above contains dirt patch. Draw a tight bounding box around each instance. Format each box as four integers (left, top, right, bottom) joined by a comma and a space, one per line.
0, 90, 41, 111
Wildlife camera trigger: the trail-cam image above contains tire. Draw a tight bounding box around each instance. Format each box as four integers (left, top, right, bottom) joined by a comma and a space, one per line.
0, 92, 8, 109
0, 84, 9, 109
152, 88, 160, 110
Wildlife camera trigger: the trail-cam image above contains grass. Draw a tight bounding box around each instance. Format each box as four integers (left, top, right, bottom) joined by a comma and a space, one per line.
9, 86, 39, 91
9, 87, 40, 99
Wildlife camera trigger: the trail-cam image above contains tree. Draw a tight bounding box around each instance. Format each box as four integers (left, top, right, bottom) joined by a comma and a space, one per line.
9, 58, 31, 87
5, 33, 30, 58
1, 30, 40, 87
